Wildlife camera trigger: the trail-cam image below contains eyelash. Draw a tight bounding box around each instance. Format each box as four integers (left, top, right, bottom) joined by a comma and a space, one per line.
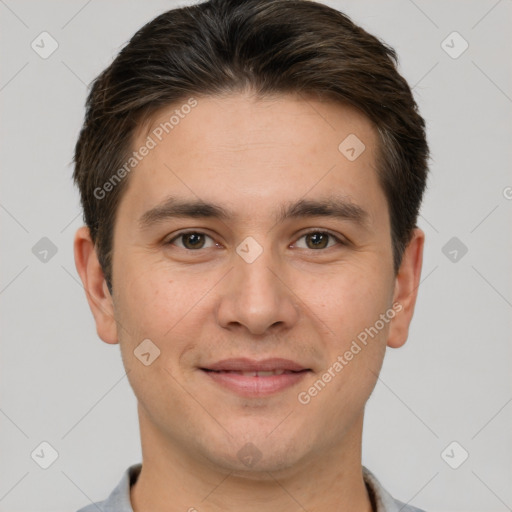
165, 229, 346, 251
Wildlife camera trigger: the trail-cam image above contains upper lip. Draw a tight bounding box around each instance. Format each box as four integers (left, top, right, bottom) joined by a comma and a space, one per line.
202, 358, 309, 372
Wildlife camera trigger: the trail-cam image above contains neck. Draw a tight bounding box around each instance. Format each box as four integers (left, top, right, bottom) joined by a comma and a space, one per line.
131, 407, 373, 512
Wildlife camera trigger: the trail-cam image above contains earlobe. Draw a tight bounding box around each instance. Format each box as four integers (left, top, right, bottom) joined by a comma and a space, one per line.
73, 226, 118, 344
386, 228, 425, 349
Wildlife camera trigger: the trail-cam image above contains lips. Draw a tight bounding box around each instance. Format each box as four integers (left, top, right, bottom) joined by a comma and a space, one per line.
200, 358, 311, 397
208, 369, 296, 377
202, 357, 309, 373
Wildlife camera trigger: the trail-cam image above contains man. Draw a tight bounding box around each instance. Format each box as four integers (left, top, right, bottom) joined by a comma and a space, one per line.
73, 0, 429, 510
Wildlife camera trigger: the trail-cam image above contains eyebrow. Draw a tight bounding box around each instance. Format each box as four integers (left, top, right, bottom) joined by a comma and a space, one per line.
138, 195, 370, 230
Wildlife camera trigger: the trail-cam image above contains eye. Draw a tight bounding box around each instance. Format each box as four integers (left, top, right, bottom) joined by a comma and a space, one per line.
293, 230, 344, 250
167, 231, 217, 250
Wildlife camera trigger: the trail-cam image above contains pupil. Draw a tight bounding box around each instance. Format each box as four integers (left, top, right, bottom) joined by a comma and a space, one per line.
185, 233, 204, 249
308, 233, 327, 249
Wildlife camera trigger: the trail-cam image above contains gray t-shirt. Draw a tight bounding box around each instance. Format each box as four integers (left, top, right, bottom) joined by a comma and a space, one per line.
76, 464, 426, 512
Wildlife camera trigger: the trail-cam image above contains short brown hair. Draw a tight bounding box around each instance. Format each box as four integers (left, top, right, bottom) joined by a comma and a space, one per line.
73, 0, 429, 292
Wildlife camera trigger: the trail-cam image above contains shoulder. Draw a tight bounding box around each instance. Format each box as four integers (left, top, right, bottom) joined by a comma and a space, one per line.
393, 499, 427, 512
75, 464, 142, 512
362, 466, 427, 512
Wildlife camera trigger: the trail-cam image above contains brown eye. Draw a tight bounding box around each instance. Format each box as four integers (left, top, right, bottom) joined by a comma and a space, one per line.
305, 232, 329, 249
294, 231, 342, 250
168, 232, 215, 250
182, 233, 205, 249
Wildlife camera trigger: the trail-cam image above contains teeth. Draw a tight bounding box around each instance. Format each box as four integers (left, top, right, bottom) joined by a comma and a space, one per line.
248, 370, 284, 377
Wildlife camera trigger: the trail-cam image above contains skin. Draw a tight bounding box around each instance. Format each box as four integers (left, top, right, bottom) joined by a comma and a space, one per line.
74, 92, 424, 512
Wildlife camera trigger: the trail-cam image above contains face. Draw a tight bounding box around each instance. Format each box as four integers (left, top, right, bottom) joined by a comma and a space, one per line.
78, 92, 422, 475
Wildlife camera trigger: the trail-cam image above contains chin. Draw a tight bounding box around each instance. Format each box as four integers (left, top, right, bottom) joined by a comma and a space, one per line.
214, 449, 304, 479
199, 424, 312, 476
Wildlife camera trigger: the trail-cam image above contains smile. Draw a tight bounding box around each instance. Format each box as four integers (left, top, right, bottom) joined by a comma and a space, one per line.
200, 359, 311, 397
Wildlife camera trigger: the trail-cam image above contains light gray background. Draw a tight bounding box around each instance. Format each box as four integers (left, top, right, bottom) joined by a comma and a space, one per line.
1, 1, 511, 511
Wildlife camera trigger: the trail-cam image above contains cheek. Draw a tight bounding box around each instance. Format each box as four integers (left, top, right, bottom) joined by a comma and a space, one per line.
114, 258, 212, 375
308, 283, 391, 415
113, 269, 190, 407
306, 266, 393, 405
317, 264, 393, 337
115, 256, 180, 334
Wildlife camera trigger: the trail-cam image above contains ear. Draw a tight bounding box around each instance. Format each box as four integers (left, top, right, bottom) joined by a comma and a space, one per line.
74, 226, 118, 344
387, 228, 425, 349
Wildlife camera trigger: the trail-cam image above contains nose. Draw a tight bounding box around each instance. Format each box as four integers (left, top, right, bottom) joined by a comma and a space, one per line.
215, 246, 300, 337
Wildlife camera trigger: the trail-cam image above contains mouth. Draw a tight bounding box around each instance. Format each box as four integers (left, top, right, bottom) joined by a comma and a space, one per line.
199, 358, 311, 397
203, 369, 306, 377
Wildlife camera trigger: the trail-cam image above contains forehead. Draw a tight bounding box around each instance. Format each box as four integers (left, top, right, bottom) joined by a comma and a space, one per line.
142, 92, 377, 159
119, 92, 385, 227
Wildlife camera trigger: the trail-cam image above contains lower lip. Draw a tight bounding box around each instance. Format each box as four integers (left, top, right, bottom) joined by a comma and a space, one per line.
201, 370, 309, 397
